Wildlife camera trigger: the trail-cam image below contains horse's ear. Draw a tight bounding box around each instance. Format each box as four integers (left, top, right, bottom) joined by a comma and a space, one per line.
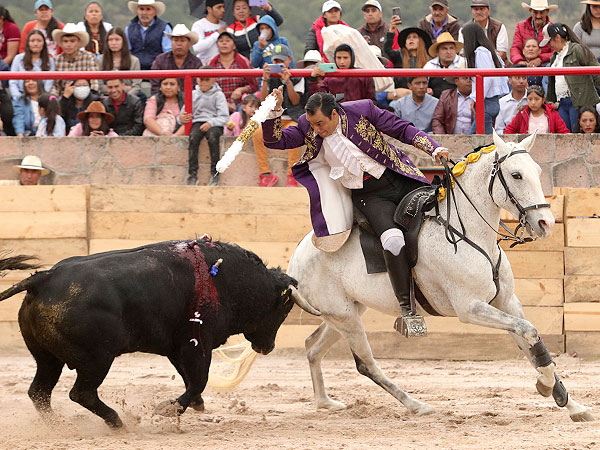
492, 129, 505, 151
519, 131, 537, 153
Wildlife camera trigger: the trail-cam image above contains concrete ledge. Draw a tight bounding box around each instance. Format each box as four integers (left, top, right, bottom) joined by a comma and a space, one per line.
1, 134, 599, 193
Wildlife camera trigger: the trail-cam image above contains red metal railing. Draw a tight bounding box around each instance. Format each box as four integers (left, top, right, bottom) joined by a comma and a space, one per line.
2, 66, 599, 135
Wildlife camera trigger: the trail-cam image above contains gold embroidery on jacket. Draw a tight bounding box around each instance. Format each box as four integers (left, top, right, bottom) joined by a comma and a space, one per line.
339, 108, 349, 136
272, 117, 283, 140
412, 134, 435, 155
354, 116, 423, 177
301, 128, 318, 162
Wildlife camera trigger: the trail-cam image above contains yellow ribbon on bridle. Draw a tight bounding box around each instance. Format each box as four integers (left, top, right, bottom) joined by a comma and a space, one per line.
437, 145, 496, 201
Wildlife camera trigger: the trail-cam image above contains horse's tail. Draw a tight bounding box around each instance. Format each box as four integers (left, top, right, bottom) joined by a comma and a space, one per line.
0, 254, 47, 302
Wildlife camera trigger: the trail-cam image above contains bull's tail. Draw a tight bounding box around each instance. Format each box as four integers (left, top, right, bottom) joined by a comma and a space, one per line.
0, 254, 46, 302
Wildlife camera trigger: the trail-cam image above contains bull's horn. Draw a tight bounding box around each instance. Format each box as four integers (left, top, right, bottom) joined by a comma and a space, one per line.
289, 285, 321, 316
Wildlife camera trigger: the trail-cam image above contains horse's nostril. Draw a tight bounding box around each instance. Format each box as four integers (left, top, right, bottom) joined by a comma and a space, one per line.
539, 220, 547, 230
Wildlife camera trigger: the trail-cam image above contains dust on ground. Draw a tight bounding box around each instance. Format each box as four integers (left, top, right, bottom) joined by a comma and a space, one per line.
1, 348, 599, 450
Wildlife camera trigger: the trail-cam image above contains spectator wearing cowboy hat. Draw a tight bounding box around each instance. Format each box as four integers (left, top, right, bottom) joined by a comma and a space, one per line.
384, 25, 431, 99
423, 32, 465, 98
511, 0, 557, 66
150, 24, 202, 95
51, 23, 99, 96
458, 0, 509, 66
417, 0, 461, 43
0, 155, 50, 186
574, 0, 600, 60
68, 101, 118, 136
125, 0, 172, 71
358, 0, 389, 52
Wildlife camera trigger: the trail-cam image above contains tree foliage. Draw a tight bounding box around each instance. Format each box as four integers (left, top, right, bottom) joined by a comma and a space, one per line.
1, 0, 584, 61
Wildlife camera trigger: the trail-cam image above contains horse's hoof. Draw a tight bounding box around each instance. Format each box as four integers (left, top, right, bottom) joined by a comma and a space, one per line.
571, 410, 595, 422
535, 378, 553, 397
154, 399, 184, 417
316, 399, 347, 411
410, 401, 434, 416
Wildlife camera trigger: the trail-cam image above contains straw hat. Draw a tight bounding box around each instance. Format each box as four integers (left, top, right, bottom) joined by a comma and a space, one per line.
446, 59, 468, 84
13, 155, 50, 175
521, 0, 558, 12
77, 101, 114, 124
581, 0, 600, 4
128, 0, 166, 17
428, 32, 463, 57
297, 50, 323, 68
51, 23, 90, 48
164, 24, 199, 46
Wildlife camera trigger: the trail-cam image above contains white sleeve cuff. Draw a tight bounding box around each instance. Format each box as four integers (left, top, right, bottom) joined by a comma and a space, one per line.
431, 147, 447, 162
267, 107, 284, 120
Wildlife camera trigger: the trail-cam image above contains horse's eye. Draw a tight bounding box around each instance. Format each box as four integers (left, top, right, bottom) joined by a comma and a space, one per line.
511, 172, 522, 180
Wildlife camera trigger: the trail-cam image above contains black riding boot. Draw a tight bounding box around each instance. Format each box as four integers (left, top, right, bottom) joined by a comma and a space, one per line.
383, 248, 412, 317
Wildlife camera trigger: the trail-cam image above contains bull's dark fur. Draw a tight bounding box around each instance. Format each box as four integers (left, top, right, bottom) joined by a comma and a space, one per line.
0, 239, 297, 428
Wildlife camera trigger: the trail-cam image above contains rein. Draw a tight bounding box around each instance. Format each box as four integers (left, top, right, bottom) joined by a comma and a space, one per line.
431, 149, 549, 302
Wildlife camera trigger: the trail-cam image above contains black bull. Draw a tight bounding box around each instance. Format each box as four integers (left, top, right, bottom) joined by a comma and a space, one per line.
0, 240, 319, 428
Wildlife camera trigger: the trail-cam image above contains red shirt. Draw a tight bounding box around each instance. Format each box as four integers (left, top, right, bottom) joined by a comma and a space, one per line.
110, 91, 127, 115
0, 20, 21, 59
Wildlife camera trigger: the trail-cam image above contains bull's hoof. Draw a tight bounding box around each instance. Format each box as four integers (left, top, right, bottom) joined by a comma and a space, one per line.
154, 399, 184, 417
535, 378, 553, 397
571, 410, 595, 422
190, 399, 205, 412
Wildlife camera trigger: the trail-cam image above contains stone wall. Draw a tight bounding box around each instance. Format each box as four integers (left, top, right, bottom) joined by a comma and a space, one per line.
0, 134, 598, 193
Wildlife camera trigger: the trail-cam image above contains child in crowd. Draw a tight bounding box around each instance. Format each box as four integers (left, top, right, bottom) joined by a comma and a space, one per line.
180, 68, 229, 186
505, 85, 569, 134
224, 94, 260, 137
36, 93, 65, 137
576, 106, 600, 133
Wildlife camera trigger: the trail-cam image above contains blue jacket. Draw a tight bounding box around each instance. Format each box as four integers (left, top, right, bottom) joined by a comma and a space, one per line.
11, 96, 36, 136
250, 15, 294, 69
127, 17, 172, 70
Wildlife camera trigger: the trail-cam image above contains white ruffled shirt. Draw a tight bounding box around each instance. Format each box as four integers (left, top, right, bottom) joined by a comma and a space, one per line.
321, 121, 386, 189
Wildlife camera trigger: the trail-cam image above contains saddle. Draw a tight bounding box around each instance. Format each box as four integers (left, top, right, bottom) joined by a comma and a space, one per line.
393, 186, 438, 267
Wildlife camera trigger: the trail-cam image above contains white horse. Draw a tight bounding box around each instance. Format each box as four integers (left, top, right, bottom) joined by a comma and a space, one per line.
287, 131, 594, 422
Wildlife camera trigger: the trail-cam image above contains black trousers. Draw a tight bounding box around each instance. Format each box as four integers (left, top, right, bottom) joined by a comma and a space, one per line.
351, 169, 426, 238
188, 122, 223, 176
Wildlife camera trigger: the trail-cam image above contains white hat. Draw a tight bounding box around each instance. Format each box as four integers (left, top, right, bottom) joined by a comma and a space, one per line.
322, 0, 342, 13
362, 0, 382, 11
164, 24, 199, 46
297, 50, 323, 68
51, 23, 90, 47
13, 155, 50, 175
128, 0, 166, 17
521, 0, 558, 11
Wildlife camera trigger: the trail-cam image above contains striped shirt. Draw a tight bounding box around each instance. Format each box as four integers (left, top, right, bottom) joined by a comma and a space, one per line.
53, 49, 99, 94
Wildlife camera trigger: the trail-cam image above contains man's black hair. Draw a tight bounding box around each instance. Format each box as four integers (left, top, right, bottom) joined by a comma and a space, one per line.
305, 92, 339, 118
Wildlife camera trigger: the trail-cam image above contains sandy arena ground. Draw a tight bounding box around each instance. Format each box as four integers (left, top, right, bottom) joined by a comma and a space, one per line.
1, 347, 600, 450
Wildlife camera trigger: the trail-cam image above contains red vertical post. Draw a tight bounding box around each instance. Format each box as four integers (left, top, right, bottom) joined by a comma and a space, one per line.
475, 75, 485, 134
184, 75, 193, 136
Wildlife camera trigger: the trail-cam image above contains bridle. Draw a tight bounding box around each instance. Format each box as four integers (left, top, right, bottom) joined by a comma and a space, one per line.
488, 149, 550, 241
433, 148, 550, 302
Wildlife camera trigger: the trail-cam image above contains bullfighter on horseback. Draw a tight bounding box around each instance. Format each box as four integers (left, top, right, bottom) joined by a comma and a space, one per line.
262, 86, 449, 324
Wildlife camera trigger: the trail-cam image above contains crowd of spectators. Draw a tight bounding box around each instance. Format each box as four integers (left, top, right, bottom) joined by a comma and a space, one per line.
1, 0, 600, 186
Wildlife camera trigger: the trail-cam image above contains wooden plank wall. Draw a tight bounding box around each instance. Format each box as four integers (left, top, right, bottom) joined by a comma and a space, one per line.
0, 186, 88, 342
0, 186, 582, 360
559, 188, 600, 357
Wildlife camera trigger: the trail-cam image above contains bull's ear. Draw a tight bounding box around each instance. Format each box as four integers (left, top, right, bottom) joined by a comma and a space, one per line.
519, 131, 537, 153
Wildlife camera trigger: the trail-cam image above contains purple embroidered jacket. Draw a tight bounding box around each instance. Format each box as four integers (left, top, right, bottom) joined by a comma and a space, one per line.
262, 99, 439, 239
